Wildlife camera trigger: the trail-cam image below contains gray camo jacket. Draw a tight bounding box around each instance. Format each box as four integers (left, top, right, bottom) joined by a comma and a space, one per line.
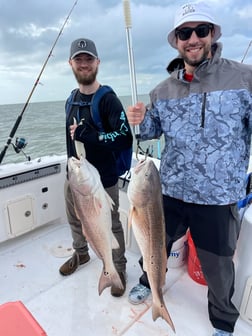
139, 43, 252, 205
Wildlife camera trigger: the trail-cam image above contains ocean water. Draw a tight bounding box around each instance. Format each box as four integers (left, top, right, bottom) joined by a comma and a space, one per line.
0, 94, 164, 165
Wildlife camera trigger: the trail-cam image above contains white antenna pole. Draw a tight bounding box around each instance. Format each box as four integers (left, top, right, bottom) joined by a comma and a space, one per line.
123, 0, 140, 138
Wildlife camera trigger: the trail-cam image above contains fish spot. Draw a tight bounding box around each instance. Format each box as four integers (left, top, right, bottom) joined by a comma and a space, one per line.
15, 263, 26, 268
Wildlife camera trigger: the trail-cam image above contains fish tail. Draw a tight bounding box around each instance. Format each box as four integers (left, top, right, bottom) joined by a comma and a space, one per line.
152, 302, 176, 333
98, 268, 123, 296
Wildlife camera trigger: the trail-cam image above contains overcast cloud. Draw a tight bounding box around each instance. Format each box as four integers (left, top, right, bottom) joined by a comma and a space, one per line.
0, 0, 252, 104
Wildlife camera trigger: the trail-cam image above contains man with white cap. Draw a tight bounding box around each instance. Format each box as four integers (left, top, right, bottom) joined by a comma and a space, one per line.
126, 2, 252, 335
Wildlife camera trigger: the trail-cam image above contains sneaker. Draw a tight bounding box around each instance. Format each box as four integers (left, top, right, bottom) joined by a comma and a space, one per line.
128, 283, 151, 304
59, 252, 90, 276
111, 271, 126, 297
213, 329, 233, 336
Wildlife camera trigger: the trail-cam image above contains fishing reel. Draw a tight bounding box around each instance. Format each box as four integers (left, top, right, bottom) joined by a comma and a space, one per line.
13, 137, 27, 153
12, 137, 31, 161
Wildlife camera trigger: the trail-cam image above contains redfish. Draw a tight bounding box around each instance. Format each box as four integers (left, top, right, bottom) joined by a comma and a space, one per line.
67, 140, 123, 295
127, 158, 175, 332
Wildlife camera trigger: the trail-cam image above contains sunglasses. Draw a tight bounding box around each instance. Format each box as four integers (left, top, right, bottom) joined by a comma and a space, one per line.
175, 24, 214, 41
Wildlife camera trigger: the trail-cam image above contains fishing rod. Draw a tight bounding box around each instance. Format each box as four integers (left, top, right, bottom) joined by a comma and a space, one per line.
241, 40, 252, 63
0, 0, 78, 164
123, 0, 140, 139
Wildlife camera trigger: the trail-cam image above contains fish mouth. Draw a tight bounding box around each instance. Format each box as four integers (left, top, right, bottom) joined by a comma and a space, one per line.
68, 157, 81, 170
135, 158, 148, 174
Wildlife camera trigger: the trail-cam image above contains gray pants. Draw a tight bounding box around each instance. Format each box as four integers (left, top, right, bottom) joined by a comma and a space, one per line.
64, 179, 127, 273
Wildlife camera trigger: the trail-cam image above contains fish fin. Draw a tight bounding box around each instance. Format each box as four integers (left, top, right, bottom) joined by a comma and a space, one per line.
74, 208, 80, 221
98, 268, 123, 296
128, 205, 135, 227
152, 301, 176, 333
162, 246, 168, 287
111, 234, 120, 250
92, 192, 114, 217
105, 191, 115, 210
92, 196, 103, 215
142, 260, 147, 272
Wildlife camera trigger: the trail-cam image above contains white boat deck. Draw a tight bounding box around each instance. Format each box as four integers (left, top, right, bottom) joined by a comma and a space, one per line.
0, 221, 251, 336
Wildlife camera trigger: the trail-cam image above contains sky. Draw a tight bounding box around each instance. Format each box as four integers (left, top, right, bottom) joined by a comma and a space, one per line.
0, 0, 252, 105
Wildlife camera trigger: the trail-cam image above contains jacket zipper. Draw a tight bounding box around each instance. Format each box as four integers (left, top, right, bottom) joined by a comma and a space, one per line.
201, 92, 207, 128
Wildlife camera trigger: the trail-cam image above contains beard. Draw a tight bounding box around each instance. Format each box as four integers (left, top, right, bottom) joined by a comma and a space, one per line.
180, 43, 211, 67
73, 67, 98, 85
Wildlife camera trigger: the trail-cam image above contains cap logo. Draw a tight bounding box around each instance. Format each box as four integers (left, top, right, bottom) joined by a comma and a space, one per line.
181, 4, 195, 17
78, 40, 87, 49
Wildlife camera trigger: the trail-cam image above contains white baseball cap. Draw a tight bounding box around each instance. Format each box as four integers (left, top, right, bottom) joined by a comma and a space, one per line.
167, 2, 221, 49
